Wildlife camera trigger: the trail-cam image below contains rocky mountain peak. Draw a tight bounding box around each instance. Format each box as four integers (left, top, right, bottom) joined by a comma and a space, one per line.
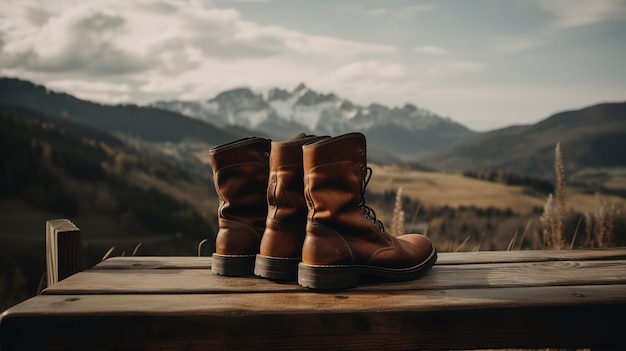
149, 82, 475, 154
267, 88, 290, 101
293, 83, 308, 94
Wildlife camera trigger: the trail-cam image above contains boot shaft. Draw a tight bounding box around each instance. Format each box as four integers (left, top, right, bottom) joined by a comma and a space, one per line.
255, 134, 328, 280
302, 133, 370, 227
209, 137, 270, 255
267, 135, 327, 222
302, 133, 392, 264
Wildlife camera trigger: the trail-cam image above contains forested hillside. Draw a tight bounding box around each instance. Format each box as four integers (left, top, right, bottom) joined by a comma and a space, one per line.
0, 105, 218, 308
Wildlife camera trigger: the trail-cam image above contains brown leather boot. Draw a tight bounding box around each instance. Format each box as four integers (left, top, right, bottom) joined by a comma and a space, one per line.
298, 132, 437, 289
255, 133, 329, 281
209, 137, 271, 276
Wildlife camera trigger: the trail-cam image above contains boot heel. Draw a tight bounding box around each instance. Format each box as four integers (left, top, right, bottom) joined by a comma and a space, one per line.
211, 253, 255, 276
254, 255, 299, 281
298, 263, 359, 290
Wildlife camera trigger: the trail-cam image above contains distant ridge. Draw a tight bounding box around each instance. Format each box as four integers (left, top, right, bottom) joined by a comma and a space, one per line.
0, 77, 247, 145
416, 102, 626, 176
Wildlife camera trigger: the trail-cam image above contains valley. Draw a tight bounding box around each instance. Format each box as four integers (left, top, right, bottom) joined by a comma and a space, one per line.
1, 76, 625, 311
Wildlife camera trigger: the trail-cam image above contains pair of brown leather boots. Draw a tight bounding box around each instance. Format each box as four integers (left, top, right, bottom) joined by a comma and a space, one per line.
209, 132, 437, 290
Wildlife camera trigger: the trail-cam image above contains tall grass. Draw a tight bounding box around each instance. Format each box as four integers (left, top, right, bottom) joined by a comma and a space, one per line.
585, 195, 620, 248
391, 186, 405, 237
390, 141, 621, 252
539, 143, 620, 249
540, 143, 566, 249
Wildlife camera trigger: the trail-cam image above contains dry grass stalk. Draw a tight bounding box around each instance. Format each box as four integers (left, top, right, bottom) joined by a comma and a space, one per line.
540, 193, 556, 248
101, 246, 115, 261
540, 143, 566, 249
570, 215, 584, 249
517, 219, 533, 250
455, 235, 472, 252
584, 212, 593, 248
197, 238, 209, 256
132, 242, 143, 256
507, 229, 518, 251
553, 142, 566, 249
408, 202, 422, 232
593, 196, 620, 248
391, 186, 405, 237
474, 232, 486, 251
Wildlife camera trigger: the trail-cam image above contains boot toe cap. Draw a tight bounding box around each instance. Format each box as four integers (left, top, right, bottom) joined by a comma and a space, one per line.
397, 234, 436, 262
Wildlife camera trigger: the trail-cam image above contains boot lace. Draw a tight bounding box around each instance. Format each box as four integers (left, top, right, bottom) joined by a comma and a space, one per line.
358, 166, 385, 233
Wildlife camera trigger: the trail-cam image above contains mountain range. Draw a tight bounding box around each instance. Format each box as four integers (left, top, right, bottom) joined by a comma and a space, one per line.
151, 83, 475, 157
1, 77, 625, 177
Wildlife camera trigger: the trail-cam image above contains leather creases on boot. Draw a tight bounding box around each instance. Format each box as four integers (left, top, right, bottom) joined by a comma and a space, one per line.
298, 132, 437, 290
209, 137, 271, 276
255, 133, 329, 281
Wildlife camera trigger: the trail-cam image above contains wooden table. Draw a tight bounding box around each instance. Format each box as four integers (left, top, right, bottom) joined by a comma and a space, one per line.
2, 247, 625, 350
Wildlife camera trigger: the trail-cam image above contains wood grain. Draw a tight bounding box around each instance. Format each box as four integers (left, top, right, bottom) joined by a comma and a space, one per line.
46, 219, 80, 287
3, 285, 625, 350
93, 248, 626, 270
4, 247, 626, 351
94, 256, 213, 270
44, 259, 626, 295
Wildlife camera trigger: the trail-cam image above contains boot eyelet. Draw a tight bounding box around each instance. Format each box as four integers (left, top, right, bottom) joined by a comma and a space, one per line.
359, 164, 365, 171
263, 152, 270, 157
358, 149, 364, 155
364, 214, 369, 220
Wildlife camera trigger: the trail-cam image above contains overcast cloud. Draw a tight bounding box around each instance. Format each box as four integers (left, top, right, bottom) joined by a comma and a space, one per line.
1, 0, 625, 130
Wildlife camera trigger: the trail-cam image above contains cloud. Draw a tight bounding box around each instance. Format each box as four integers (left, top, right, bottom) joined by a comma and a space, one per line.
365, 8, 390, 16
536, 0, 626, 28
46, 79, 132, 103
365, 3, 434, 18
0, 0, 397, 104
491, 37, 543, 54
313, 60, 422, 107
414, 45, 449, 56
424, 60, 485, 77
0, 3, 151, 75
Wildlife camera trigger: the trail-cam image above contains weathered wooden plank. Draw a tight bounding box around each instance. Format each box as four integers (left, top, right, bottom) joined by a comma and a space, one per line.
92, 248, 626, 270
94, 256, 213, 270
436, 247, 626, 265
3, 285, 625, 350
44, 259, 626, 295
46, 219, 80, 287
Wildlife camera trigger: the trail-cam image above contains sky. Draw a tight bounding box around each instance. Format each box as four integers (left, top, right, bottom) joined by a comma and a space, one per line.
1, 0, 625, 131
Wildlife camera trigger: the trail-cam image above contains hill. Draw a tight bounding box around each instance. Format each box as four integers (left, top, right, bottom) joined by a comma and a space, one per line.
0, 104, 219, 308
0, 77, 247, 144
415, 102, 626, 177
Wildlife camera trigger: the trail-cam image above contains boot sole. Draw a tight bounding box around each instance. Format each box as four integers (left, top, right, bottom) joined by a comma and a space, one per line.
211, 253, 255, 276
298, 248, 437, 290
254, 255, 300, 281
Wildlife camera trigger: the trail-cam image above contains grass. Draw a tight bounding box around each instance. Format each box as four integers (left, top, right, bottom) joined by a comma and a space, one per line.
385, 141, 624, 254
540, 143, 566, 249
368, 164, 626, 216
540, 143, 621, 249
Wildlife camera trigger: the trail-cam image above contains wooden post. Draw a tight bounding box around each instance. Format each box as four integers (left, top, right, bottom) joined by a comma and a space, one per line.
46, 219, 81, 287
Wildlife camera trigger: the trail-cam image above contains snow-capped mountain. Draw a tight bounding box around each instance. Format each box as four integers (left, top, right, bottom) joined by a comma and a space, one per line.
151, 83, 475, 156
